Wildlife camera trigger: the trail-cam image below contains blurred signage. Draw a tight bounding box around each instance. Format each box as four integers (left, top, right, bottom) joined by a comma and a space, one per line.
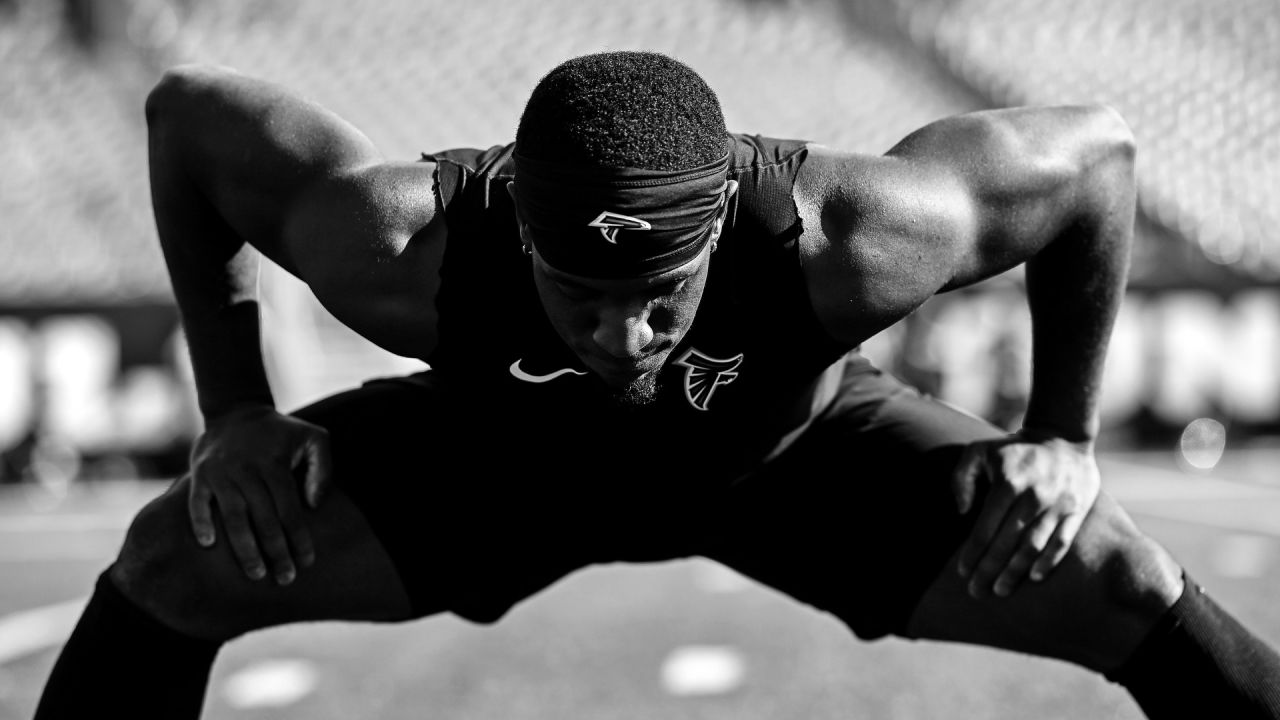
866, 288, 1280, 435
1, 287, 1277, 483
0, 314, 197, 483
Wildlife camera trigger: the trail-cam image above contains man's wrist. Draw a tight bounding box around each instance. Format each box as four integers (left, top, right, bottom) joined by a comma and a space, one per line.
199, 393, 276, 427
1016, 423, 1097, 452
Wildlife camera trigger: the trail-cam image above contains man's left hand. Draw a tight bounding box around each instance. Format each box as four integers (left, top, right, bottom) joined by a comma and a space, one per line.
952, 431, 1101, 598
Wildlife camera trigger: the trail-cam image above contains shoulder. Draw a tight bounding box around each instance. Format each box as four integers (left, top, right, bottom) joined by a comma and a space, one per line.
792, 142, 972, 231
791, 143, 977, 344
792, 106, 1132, 218
302, 142, 516, 288
788, 107, 1135, 345
279, 159, 447, 359
287, 161, 440, 276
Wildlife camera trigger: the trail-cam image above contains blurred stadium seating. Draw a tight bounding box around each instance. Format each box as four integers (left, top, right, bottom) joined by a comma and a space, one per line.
1, 0, 1277, 482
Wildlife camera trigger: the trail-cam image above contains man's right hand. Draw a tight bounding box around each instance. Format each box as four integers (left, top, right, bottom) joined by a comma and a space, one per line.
186, 406, 333, 585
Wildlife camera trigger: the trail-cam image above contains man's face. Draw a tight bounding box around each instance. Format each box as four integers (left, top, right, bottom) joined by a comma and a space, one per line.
530, 242, 712, 406
510, 179, 736, 406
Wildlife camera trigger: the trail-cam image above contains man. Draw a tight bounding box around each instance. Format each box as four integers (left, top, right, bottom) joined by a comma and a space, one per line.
34, 51, 1280, 718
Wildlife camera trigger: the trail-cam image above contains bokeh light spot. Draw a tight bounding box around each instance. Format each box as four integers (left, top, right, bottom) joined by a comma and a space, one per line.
1179, 417, 1227, 471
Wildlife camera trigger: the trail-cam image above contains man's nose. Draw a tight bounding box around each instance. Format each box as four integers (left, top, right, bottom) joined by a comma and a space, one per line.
592, 304, 655, 359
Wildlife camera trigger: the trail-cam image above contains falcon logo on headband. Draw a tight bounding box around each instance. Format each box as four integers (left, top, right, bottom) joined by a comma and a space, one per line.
588, 211, 652, 244
676, 348, 743, 411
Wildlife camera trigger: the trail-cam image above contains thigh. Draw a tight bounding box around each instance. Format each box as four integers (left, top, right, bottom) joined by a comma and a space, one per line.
117, 372, 601, 638
905, 490, 1180, 673
702, 363, 1003, 640
701, 363, 1181, 672
116, 471, 417, 639
290, 371, 602, 625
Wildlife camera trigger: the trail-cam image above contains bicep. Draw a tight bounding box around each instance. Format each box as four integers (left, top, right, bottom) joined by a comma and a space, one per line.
151, 67, 446, 357
281, 162, 446, 360
883, 106, 1133, 290
798, 109, 1119, 342
796, 147, 985, 344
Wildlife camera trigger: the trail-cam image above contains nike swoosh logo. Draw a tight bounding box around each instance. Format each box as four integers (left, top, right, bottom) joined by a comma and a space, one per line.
509, 359, 588, 383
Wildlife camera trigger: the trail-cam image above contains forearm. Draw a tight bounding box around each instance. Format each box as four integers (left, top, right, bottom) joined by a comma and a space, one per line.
148, 87, 275, 421
1022, 145, 1136, 444
166, 245, 276, 422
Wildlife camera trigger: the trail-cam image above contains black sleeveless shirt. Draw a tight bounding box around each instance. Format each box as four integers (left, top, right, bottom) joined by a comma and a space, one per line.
422, 134, 851, 485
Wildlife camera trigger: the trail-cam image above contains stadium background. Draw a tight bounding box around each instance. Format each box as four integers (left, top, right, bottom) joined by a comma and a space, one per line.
1, 0, 1278, 718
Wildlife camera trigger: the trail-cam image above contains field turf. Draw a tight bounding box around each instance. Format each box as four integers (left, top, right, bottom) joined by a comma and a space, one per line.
2, 449, 1278, 719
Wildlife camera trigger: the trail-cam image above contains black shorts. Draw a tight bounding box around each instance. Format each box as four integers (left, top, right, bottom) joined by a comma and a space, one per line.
292, 354, 1005, 640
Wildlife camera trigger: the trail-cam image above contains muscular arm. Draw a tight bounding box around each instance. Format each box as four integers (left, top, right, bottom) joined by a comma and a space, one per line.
145, 64, 444, 581
147, 64, 444, 412
797, 104, 1136, 443
798, 106, 1137, 596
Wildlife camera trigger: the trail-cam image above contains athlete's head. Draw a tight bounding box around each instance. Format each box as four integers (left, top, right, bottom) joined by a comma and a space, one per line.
514, 50, 729, 171
509, 51, 739, 405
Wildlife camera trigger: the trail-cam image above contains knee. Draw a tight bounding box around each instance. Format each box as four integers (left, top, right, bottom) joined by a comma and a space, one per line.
109, 482, 251, 641
1082, 499, 1184, 621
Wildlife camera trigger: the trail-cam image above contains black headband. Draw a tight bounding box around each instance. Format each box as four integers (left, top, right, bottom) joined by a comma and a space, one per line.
513, 147, 731, 278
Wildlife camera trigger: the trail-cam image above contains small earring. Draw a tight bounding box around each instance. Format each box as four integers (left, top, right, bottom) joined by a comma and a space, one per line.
710, 240, 719, 254
521, 241, 533, 257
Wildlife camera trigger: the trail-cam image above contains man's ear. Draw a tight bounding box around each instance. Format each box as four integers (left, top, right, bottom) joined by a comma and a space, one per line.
506, 181, 530, 238
506, 181, 521, 219
710, 179, 739, 241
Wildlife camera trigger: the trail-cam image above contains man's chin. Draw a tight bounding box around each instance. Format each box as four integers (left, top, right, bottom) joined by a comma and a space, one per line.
603, 368, 661, 410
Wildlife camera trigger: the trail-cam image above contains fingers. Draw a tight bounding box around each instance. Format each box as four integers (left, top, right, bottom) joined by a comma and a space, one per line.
952, 437, 1100, 600
962, 493, 1087, 599
214, 481, 269, 582
991, 509, 1058, 597
238, 472, 300, 585
187, 476, 216, 547
261, 464, 316, 572
1030, 509, 1086, 581
954, 443, 1053, 599
955, 447, 1011, 579
962, 491, 1034, 599
195, 466, 310, 586
184, 413, 327, 588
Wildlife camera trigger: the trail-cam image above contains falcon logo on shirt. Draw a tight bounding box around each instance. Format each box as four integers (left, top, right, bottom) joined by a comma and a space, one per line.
588, 211, 652, 244
675, 348, 743, 411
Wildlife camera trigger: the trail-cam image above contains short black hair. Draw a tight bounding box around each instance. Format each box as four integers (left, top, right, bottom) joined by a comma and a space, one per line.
515, 51, 729, 171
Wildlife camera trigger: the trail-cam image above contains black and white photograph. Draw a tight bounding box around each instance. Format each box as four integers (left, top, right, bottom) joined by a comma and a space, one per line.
2, 0, 1279, 718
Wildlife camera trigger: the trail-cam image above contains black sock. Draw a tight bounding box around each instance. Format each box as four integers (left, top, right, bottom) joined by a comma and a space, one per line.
33, 569, 221, 720
1109, 574, 1280, 719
